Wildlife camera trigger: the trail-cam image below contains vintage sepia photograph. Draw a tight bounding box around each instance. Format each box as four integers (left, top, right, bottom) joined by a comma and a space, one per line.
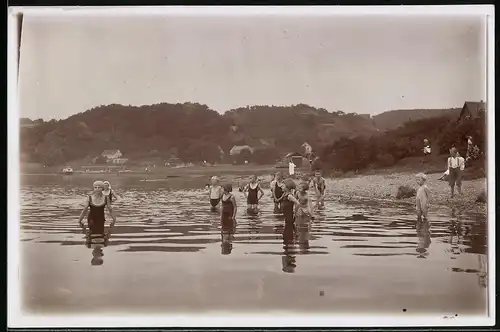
8, 5, 495, 328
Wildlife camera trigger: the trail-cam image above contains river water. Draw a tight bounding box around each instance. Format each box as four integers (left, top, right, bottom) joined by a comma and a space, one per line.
19, 174, 488, 316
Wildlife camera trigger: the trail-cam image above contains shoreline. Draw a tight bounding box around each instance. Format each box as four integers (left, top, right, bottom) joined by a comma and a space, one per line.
328, 171, 487, 214
21, 166, 487, 214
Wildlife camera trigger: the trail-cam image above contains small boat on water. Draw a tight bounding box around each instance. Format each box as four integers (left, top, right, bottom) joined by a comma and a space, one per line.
62, 166, 74, 175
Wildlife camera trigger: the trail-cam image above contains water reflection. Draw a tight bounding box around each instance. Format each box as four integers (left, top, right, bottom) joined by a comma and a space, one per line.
415, 218, 431, 259
221, 218, 236, 255
91, 246, 104, 266
19, 183, 487, 271
282, 223, 296, 273
19, 178, 489, 314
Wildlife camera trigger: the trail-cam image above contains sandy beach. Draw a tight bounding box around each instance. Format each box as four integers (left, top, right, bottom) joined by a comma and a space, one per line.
329, 171, 487, 214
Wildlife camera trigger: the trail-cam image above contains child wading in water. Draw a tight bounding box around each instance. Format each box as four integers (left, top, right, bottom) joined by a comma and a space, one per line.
273, 172, 286, 214
243, 175, 265, 214
220, 183, 237, 222
295, 181, 314, 224
282, 179, 301, 227
309, 170, 326, 209
208, 176, 223, 211
269, 173, 276, 199
103, 181, 118, 203
415, 173, 430, 222
78, 181, 117, 248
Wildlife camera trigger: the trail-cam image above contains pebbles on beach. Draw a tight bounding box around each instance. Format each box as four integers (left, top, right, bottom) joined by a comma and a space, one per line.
329, 172, 486, 213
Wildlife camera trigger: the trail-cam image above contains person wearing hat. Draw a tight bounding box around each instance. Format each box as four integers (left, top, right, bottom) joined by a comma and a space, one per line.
78, 180, 117, 247
447, 147, 465, 198
103, 181, 118, 203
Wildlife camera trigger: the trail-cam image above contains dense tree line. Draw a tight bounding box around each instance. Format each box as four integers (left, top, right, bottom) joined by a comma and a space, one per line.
320, 113, 486, 172
19, 102, 379, 166
20, 101, 484, 171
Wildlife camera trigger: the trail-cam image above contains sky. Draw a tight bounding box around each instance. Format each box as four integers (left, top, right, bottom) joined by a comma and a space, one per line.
18, 12, 486, 120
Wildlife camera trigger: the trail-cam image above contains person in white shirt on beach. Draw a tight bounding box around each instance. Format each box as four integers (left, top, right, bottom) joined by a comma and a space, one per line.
447, 147, 465, 198
289, 161, 296, 176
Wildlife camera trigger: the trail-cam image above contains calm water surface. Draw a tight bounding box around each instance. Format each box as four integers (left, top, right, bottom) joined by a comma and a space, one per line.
19, 175, 488, 315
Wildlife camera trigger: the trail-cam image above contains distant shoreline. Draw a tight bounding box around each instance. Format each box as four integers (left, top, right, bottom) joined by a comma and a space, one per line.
20, 163, 486, 213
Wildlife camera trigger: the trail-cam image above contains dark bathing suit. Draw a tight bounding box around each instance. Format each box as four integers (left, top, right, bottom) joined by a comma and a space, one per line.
210, 186, 221, 207
247, 183, 259, 205
87, 195, 107, 245
282, 193, 295, 225
314, 178, 325, 194
221, 194, 235, 220
274, 182, 284, 202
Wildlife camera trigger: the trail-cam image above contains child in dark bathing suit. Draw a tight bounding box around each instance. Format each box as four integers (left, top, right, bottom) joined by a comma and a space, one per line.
310, 170, 326, 209
220, 183, 237, 222
282, 179, 301, 227
78, 180, 117, 248
208, 176, 223, 211
243, 175, 265, 213
273, 172, 286, 214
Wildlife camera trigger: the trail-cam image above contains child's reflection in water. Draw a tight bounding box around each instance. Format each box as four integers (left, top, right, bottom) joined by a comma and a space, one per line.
91, 246, 104, 266
281, 223, 297, 273
295, 215, 311, 255
448, 208, 464, 258
416, 218, 431, 258
85, 227, 109, 266
221, 217, 236, 255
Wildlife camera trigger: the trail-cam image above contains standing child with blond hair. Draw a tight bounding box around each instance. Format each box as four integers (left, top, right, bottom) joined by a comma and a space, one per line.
415, 173, 430, 221
208, 176, 223, 212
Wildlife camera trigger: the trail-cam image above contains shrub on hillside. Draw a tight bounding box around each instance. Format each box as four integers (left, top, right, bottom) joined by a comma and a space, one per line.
375, 153, 396, 168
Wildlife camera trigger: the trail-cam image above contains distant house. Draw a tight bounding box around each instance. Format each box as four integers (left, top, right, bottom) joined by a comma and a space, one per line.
111, 158, 128, 165
229, 145, 254, 156
165, 157, 181, 166
284, 152, 304, 168
101, 149, 123, 160
457, 101, 486, 124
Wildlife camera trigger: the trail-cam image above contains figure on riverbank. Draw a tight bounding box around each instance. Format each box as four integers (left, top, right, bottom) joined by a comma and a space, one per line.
78, 181, 117, 248
243, 175, 264, 214
208, 176, 223, 212
288, 160, 296, 176
220, 183, 237, 222
447, 147, 465, 198
310, 170, 326, 209
415, 173, 430, 221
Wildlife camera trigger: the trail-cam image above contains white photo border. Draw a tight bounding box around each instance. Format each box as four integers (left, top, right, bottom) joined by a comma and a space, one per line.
7, 5, 496, 328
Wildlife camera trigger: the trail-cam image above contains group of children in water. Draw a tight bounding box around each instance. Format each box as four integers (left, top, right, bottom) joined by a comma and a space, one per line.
207, 170, 328, 225
77, 168, 431, 263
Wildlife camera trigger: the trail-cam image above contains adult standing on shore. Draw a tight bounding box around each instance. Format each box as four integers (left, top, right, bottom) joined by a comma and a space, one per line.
288, 160, 296, 177
422, 139, 431, 164
447, 147, 465, 198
